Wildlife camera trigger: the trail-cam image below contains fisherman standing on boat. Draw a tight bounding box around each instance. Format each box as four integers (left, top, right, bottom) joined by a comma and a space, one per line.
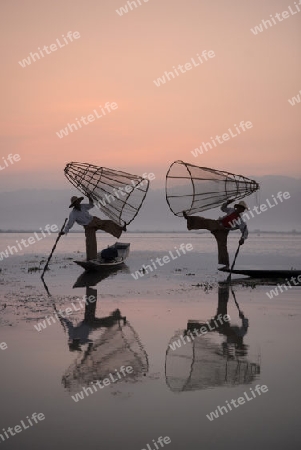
183, 200, 248, 269
60, 196, 126, 238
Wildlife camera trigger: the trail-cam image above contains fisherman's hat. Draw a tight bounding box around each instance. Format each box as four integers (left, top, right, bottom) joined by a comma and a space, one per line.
234, 200, 249, 210
69, 196, 84, 208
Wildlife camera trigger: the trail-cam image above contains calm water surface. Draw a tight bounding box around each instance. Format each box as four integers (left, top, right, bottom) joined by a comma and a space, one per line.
0, 233, 300, 449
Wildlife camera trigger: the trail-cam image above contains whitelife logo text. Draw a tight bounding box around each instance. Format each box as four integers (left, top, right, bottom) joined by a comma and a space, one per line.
288, 89, 301, 106
18, 31, 80, 68
0, 153, 21, 171
191, 121, 253, 157
56, 102, 118, 139
0, 412, 45, 444
250, 2, 301, 35
116, 0, 151, 17
206, 385, 269, 421
153, 50, 215, 87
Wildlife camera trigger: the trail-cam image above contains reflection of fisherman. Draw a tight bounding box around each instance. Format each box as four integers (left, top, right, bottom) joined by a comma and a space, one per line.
219, 311, 249, 358
61, 318, 92, 351
234, 311, 249, 337
166, 283, 260, 393
187, 282, 250, 355
183, 200, 248, 268
188, 309, 249, 352
60, 309, 126, 351
60, 196, 126, 238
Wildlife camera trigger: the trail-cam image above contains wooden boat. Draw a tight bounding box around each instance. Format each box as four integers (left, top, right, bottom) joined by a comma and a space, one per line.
218, 267, 301, 279
74, 242, 130, 272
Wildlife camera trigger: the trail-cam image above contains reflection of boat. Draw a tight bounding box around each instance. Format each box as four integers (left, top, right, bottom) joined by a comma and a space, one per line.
74, 242, 130, 272
219, 268, 301, 279
73, 265, 127, 288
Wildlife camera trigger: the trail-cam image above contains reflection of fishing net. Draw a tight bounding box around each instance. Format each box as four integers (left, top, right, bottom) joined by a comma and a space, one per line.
165, 333, 260, 392
166, 160, 259, 216
64, 162, 149, 225
62, 322, 148, 392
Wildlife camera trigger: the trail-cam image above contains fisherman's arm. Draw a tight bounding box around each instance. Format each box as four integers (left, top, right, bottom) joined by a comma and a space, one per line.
86, 195, 94, 210
61, 212, 75, 235
221, 199, 234, 213
79, 197, 94, 212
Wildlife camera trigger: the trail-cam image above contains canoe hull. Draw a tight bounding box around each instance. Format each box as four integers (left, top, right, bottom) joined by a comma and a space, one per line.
74, 242, 130, 272
218, 268, 301, 279
74, 259, 125, 271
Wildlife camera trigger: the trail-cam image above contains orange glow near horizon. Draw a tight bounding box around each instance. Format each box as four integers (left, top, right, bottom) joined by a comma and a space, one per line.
0, 0, 300, 192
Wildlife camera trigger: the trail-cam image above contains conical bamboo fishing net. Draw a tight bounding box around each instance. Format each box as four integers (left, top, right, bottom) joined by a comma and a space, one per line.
62, 321, 149, 392
166, 160, 259, 216
64, 162, 149, 225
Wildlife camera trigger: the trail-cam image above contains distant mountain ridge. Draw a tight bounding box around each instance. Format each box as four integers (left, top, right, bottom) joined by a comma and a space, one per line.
0, 175, 300, 231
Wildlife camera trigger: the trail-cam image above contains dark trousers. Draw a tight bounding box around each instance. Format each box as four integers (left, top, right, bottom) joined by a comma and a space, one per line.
186, 216, 230, 266
84, 217, 124, 261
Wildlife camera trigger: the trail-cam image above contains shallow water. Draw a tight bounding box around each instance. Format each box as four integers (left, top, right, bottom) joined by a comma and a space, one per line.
0, 233, 300, 449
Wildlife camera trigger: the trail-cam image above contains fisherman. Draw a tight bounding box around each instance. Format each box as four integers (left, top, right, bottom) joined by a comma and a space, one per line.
60, 196, 126, 258
60, 308, 126, 352
183, 200, 248, 269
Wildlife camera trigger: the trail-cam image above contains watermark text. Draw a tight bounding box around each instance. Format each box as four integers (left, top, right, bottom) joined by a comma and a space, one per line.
131, 243, 193, 280
116, 0, 151, 17
56, 102, 118, 139
0, 224, 58, 261
0, 342, 8, 351
206, 385, 268, 421
71, 365, 133, 402
250, 2, 301, 35
0, 153, 21, 171
153, 51, 215, 87
228, 191, 291, 229
19, 32, 80, 67
191, 121, 253, 157
34, 294, 96, 332
266, 274, 301, 299
0, 412, 45, 443
140, 436, 171, 450
95, 172, 155, 208
288, 89, 301, 106
169, 314, 231, 351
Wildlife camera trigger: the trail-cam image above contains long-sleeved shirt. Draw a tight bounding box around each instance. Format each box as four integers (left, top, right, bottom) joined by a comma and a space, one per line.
64, 202, 94, 234
220, 203, 248, 240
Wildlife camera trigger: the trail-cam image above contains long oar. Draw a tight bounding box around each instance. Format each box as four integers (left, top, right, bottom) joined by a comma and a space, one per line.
227, 242, 241, 282
230, 284, 243, 316
41, 276, 68, 334
41, 218, 67, 279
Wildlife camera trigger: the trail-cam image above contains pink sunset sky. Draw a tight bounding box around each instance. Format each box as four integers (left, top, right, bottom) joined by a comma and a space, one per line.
1, 0, 300, 192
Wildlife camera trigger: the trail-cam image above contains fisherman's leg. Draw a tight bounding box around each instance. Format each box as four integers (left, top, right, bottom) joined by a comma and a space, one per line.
215, 283, 230, 319
84, 227, 97, 260
87, 217, 124, 239
84, 287, 97, 321
184, 214, 220, 232
211, 229, 230, 266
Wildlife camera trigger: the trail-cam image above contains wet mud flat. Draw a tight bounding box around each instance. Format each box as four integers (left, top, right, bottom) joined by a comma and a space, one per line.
1, 249, 301, 449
